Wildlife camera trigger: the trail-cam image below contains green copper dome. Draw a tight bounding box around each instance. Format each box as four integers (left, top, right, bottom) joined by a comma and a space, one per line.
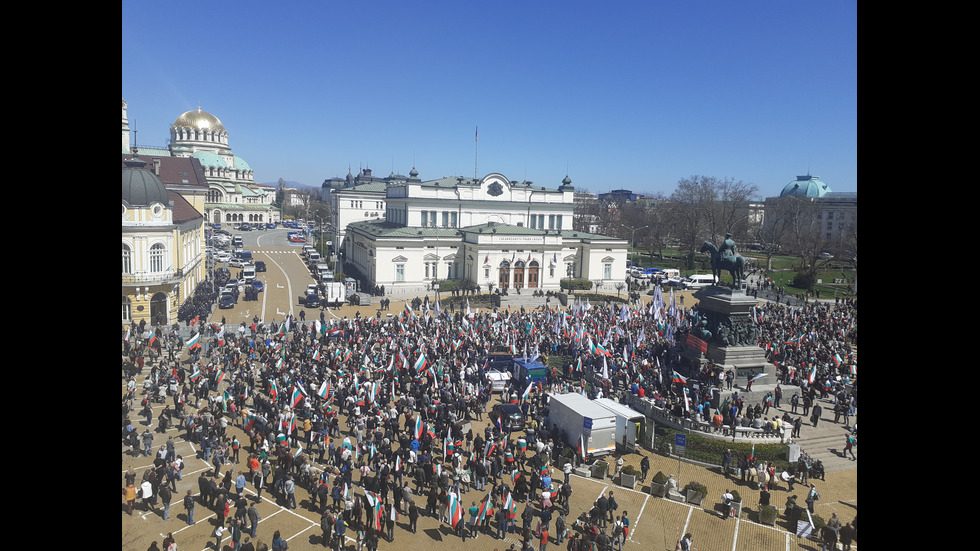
780, 175, 831, 198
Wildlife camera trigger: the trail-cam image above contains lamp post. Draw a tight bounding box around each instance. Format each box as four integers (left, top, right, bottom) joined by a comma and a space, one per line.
621, 224, 648, 265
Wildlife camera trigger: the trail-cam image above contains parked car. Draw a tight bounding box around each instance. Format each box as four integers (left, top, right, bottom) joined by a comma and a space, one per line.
266, 223, 277, 229
491, 403, 526, 432
304, 292, 321, 308
251, 279, 264, 292
485, 369, 512, 393
219, 293, 236, 309
255, 261, 267, 272
240, 223, 251, 231
290, 235, 306, 243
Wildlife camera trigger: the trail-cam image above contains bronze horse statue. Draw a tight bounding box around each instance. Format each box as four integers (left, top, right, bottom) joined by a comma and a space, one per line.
700, 241, 746, 286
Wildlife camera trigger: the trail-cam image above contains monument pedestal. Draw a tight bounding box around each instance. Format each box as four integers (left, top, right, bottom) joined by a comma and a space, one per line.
683, 285, 778, 387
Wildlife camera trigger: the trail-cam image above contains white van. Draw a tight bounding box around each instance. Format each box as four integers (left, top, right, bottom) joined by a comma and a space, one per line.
308, 251, 321, 265
684, 274, 717, 289
241, 264, 256, 282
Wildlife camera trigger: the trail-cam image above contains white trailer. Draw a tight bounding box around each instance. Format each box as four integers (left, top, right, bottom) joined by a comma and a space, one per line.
547, 393, 617, 459
593, 398, 647, 453
323, 281, 346, 307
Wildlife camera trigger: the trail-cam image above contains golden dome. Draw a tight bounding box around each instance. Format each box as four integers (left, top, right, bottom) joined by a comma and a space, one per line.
172, 106, 226, 133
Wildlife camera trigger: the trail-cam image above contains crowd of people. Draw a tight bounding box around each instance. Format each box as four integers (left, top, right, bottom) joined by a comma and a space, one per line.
123, 279, 857, 551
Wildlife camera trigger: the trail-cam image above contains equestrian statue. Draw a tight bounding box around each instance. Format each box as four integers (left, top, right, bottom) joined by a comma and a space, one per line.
700, 233, 746, 287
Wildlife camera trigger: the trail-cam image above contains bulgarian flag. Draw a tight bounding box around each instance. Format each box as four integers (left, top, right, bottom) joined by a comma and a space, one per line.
808, 365, 817, 384
833, 353, 843, 367
593, 341, 612, 357
191, 315, 199, 326
476, 493, 492, 524
148, 333, 157, 347
187, 332, 201, 350
578, 434, 587, 460
394, 455, 402, 473
293, 444, 305, 458
276, 433, 288, 447
291, 384, 307, 408
190, 367, 201, 382
216, 369, 226, 385
449, 492, 463, 528
683, 387, 691, 412
312, 346, 321, 362
413, 353, 427, 373
850, 364, 857, 377
317, 379, 331, 400
749, 373, 766, 384
414, 416, 423, 441
522, 381, 534, 401
343, 483, 351, 500
504, 492, 516, 518
672, 371, 688, 385
269, 380, 278, 402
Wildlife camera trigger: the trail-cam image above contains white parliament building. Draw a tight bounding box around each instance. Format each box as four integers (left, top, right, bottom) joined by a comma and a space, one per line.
327, 169, 628, 294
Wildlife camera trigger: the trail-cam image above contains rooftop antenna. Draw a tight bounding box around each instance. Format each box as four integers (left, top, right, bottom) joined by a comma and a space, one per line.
474, 125, 478, 179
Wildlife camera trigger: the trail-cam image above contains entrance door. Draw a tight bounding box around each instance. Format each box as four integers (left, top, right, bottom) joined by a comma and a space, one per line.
513, 261, 525, 289
150, 292, 169, 326
528, 260, 539, 288
498, 261, 510, 290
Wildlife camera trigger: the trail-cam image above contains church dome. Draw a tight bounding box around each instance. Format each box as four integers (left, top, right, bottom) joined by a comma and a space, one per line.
172, 107, 226, 133
780, 174, 831, 198
122, 157, 169, 207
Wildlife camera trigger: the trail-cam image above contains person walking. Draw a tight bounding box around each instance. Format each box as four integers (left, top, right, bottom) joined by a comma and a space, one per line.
334, 512, 348, 551
230, 518, 243, 551
213, 524, 226, 551
272, 529, 289, 551
284, 475, 297, 509
408, 500, 419, 534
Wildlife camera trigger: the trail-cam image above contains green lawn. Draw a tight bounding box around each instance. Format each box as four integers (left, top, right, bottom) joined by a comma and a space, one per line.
629, 247, 857, 298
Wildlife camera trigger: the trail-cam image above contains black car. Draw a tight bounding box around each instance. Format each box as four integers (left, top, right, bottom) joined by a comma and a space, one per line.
305, 293, 321, 308
219, 293, 236, 309
491, 403, 525, 432
255, 261, 267, 272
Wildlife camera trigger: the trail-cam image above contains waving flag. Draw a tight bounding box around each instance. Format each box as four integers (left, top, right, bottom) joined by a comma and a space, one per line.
413, 353, 427, 373
187, 332, 201, 350
317, 379, 331, 400
291, 384, 307, 408
672, 371, 688, 385
414, 415, 423, 441
476, 493, 492, 524
269, 380, 278, 402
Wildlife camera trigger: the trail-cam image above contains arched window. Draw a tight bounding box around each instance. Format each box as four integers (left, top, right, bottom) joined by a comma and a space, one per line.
149, 243, 166, 272
122, 243, 132, 274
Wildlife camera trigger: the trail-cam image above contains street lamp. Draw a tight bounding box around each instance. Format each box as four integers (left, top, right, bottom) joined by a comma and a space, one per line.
621, 224, 648, 265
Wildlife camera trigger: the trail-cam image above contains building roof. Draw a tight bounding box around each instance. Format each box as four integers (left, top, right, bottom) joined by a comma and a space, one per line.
168, 190, 203, 224
121, 153, 209, 189
780, 174, 832, 198
122, 157, 170, 207
172, 106, 226, 133
348, 219, 461, 239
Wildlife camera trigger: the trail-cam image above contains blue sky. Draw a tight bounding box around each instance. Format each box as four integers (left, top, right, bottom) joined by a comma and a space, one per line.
122, 1, 857, 199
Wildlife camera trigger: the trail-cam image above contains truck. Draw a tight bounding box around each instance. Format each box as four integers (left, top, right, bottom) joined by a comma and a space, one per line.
510, 358, 548, 389
315, 263, 333, 283
547, 392, 618, 459
593, 398, 647, 453
323, 281, 346, 307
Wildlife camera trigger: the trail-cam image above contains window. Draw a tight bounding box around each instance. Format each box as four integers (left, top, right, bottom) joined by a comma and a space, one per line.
549, 267, 555, 277
425, 263, 431, 279
150, 243, 166, 272
530, 215, 537, 229
549, 215, 555, 229
442, 211, 449, 227
122, 297, 132, 322
430, 211, 437, 227
122, 243, 132, 274
603, 263, 612, 279
556, 216, 562, 230
451, 212, 457, 228
396, 264, 405, 281
421, 211, 428, 227
485, 267, 490, 279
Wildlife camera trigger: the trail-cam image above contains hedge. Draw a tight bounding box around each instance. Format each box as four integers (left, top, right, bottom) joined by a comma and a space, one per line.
653, 426, 791, 471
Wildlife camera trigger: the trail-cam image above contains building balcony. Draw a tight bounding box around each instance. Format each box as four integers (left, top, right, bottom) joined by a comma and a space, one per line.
122, 269, 183, 287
